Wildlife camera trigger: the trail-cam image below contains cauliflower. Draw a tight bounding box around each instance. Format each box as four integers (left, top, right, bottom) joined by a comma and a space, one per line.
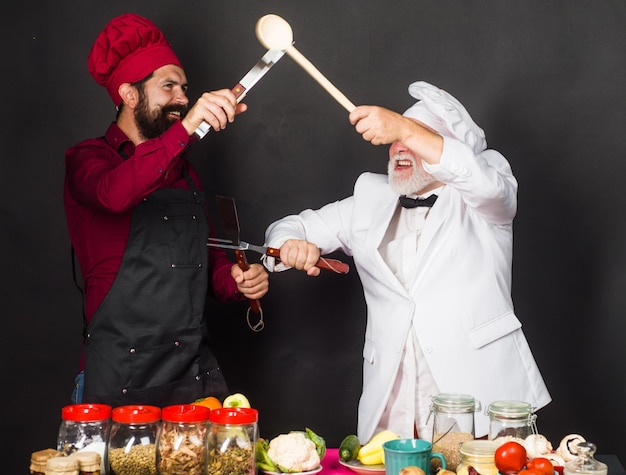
267, 432, 321, 472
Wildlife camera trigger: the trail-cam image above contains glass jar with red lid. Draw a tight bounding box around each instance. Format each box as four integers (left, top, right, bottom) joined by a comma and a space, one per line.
107, 405, 161, 475
207, 407, 258, 475
56, 403, 111, 472
156, 404, 210, 475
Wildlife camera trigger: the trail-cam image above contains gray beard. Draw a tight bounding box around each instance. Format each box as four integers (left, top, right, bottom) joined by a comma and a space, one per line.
387, 153, 437, 195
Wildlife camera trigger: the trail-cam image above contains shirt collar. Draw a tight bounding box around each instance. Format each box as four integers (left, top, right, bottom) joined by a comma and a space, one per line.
404, 185, 445, 200
105, 122, 135, 157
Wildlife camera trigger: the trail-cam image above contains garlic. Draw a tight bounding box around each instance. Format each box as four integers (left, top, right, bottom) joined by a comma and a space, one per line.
524, 434, 553, 459
545, 453, 566, 467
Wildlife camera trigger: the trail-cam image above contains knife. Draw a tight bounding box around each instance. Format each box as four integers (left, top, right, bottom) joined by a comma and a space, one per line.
207, 238, 350, 274
194, 48, 286, 138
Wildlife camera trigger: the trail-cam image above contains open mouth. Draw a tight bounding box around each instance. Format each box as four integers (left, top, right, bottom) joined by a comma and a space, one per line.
395, 158, 414, 170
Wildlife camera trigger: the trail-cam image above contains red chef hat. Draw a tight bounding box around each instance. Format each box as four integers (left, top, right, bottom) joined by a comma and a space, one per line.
87, 13, 183, 107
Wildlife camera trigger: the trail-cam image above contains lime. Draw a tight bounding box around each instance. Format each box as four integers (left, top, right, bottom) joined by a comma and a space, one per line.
223, 393, 251, 408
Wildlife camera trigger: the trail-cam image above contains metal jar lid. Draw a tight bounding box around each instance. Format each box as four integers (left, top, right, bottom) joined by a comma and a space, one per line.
486, 400, 533, 418
432, 393, 478, 413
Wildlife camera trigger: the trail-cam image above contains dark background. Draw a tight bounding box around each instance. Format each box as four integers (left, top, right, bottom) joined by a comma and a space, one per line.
2, 0, 625, 472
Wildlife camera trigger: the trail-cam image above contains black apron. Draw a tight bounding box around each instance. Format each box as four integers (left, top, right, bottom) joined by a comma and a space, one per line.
83, 169, 228, 407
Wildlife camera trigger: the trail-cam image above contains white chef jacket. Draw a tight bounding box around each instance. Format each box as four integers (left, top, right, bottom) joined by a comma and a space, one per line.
263, 137, 551, 442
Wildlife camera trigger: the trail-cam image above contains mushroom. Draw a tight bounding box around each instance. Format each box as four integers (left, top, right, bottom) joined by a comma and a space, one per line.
556, 434, 586, 462
524, 434, 554, 459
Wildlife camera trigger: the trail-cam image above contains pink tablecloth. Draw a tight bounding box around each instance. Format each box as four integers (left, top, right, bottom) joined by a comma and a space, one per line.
321, 448, 359, 474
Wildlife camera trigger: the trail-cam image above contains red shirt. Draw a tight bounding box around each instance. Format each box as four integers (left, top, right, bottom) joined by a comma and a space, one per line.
64, 121, 241, 326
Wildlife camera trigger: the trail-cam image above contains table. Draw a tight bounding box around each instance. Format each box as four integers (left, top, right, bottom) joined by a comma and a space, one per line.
321, 449, 358, 474
319, 449, 625, 475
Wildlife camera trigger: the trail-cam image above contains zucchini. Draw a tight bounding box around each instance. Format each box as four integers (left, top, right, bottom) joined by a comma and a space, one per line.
339, 434, 361, 462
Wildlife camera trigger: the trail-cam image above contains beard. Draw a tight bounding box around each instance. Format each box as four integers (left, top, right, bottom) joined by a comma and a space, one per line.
387, 152, 438, 196
134, 92, 188, 140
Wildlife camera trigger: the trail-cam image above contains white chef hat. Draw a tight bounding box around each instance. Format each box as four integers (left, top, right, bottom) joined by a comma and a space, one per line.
403, 81, 487, 154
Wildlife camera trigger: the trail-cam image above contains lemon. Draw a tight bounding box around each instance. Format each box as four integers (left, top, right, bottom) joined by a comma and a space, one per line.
223, 393, 251, 408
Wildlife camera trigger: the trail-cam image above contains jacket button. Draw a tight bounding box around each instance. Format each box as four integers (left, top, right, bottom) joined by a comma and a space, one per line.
424, 346, 433, 354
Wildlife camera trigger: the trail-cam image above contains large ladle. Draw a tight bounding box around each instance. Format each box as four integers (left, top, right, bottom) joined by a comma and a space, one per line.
256, 14, 356, 112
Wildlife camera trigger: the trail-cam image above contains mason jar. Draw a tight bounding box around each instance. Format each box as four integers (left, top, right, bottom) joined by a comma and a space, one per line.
564, 442, 608, 475
207, 407, 258, 475
486, 400, 536, 440
156, 404, 210, 475
430, 393, 479, 471
107, 405, 161, 475
456, 440, 500, 475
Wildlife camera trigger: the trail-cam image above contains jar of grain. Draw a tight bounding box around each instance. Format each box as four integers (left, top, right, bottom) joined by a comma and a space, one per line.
430, 393, 479, 471
56, 403, 111, 474
207, 407, 258, 475
45, 456, 79, 475
107, 405, 161, 475
156, 404, 210, 475
486, 400, 536, 440
456, 440, 500, 475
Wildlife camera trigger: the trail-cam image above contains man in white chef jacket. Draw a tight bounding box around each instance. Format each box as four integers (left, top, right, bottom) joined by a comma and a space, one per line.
262, 81, 551, 443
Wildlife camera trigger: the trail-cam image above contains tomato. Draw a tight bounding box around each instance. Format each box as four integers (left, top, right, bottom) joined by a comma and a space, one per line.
527, 457, 555, 475
495, 441, 528, 475
519, 469, 545, 475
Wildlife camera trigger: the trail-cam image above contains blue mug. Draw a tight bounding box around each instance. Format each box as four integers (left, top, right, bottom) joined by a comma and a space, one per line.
383, 438, 447, 475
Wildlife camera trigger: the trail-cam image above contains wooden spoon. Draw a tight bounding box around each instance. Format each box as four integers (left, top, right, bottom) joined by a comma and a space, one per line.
256, 14, 356, 112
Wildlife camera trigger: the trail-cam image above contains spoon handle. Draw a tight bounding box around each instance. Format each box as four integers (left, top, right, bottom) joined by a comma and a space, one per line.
286, 46, 356, 113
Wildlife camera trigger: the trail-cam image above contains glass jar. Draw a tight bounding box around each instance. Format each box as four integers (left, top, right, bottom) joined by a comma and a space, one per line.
456, 440, 500, 475
107, 405, 161, 475
207, 407, 258, 475
486, 400, 536, 440
30, 448, 63, 475
45, 457, 79, 475
68, 451, 101, 475
157, 404, 210, 475
564, 442, 608, 475
430, 393, 479, 471
56, 403, 111, 472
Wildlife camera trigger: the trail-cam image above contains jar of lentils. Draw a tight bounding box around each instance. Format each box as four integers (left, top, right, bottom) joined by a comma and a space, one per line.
107, 405, 161, 475
207, 407, 258, 475
157, 404, 210, 475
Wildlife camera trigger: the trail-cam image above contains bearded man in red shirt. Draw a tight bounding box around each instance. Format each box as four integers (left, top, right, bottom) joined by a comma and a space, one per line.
64, 13, 269, 407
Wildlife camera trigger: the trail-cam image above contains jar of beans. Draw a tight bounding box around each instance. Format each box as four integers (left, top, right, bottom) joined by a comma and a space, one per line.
107, 405, 161, 475
156, 404, 210, 475
486, 400, 536, 440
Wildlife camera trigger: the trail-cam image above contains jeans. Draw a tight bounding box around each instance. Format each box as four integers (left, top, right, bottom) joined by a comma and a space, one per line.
71, 371, 84, 404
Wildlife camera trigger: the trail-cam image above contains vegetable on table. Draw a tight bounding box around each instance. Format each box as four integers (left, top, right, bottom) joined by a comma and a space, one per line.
339, 434, 361, 462
255, 428, 326, 473
357, 429, 400, 465
495, 441, 528, 475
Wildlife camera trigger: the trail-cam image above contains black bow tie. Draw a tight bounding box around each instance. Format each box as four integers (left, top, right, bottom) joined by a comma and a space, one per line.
399, 194, 438, 208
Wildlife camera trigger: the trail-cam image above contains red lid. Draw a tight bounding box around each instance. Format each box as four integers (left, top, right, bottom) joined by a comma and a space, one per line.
162, 404, 211, 423
209, 407, 258, 424
61, 403, 112, 422
112, 405, 161, 424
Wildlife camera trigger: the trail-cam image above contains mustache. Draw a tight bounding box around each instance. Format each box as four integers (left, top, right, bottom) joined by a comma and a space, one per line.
162, 104, 188, 118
